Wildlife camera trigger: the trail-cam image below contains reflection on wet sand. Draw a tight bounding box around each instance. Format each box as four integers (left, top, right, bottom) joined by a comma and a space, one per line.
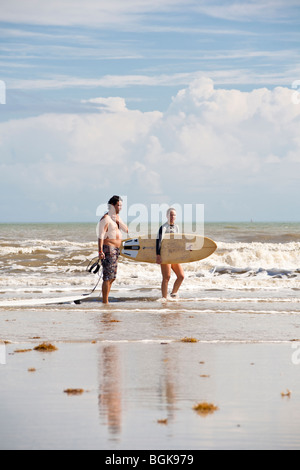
97, 339, 195, 441
98, 345, 122, 438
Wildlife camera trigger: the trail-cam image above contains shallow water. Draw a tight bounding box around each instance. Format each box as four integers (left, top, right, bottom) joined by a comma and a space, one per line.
0, 222, 299, 344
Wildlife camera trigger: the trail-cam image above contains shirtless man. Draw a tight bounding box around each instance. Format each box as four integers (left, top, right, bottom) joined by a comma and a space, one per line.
98, 196, 129, 304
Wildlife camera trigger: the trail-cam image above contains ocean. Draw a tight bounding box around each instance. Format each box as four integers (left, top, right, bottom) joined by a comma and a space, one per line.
0, 222, 299, 343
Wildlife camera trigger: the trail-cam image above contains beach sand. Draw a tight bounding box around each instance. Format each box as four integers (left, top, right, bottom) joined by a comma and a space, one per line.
0, 340, 299, 450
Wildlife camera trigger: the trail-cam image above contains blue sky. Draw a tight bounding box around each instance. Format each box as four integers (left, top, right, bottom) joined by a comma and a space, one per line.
0, 0, 300, 222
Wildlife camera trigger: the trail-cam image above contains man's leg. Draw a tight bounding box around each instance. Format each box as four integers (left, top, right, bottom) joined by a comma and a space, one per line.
102, 279, 114, 304
101, 247, 119, 304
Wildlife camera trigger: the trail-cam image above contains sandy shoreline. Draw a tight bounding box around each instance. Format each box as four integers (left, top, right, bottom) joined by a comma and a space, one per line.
0, 340, 299, 450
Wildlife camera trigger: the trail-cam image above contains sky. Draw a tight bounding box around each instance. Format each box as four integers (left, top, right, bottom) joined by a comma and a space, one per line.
0, 0, 300, 222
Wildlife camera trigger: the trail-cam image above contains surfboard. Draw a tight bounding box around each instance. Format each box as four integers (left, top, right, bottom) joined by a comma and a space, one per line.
0, 295, 134, 308
121, 234, 217, 264
0, 294, 93, 308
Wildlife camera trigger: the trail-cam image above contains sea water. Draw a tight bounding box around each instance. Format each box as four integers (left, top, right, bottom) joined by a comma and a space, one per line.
0, 222, 299, 344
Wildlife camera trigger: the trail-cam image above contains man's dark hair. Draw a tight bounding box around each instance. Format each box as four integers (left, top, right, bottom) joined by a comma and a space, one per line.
108, 195, 123, 206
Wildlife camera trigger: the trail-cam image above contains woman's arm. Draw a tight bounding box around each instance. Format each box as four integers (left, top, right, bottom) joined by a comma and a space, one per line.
156, 225, 164, 256
156, 225, 167, 264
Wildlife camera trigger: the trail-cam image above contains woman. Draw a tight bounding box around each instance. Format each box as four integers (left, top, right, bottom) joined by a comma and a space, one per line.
156, 208, 185, 300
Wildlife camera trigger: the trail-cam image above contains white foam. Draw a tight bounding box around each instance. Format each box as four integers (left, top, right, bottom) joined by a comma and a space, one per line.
1, 239, 299, 304
0, 246, 52, 255
211, 241, 300, 271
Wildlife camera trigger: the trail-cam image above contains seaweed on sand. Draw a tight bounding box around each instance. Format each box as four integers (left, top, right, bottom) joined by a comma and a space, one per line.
64, 389, 85, 396
181, 337, 198, 343
193, 402, 219, 416
34, 342, 58, 352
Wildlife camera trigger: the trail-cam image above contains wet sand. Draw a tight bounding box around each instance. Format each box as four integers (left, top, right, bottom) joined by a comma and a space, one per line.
1, 341, 300, 450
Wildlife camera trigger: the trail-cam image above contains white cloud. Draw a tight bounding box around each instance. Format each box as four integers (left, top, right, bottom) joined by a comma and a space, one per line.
1, 0, 298, 27
1, 78, 300, 221
82, 97, 128, 113
0, 101, 162, 194
7, 73, 199, 90
195, 0, 300, 22
0, 0, 195, 27
7, 67, 299, 93
160, 78, 300, 180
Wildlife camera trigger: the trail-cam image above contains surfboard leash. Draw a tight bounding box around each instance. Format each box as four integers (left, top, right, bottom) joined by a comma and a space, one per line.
84, 257, 103, 297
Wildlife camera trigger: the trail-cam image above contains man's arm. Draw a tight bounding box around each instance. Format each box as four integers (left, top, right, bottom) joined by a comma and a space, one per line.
117, 216, 129, 234
98, 216, 109, 258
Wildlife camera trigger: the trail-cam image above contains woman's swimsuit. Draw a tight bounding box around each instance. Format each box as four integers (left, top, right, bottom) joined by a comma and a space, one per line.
156, 223, 179, 256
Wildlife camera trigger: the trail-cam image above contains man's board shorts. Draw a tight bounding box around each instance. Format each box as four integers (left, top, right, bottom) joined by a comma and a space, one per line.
102, 245, 120, 281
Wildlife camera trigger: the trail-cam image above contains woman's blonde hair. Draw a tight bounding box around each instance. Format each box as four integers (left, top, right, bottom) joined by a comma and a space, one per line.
167, 207, 176, 217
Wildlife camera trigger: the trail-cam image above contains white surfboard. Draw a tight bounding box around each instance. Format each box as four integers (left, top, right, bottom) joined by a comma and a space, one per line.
121, 233, 217, 264
0, 294, 92, 308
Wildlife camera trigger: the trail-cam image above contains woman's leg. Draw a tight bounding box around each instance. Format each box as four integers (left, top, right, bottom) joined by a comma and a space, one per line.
171, 264, 185, 296
161, 264, 171, 299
